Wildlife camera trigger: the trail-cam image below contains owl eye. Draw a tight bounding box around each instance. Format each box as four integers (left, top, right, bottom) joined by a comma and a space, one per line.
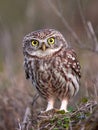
47, 37, 55, 45
31, 40, 39, 47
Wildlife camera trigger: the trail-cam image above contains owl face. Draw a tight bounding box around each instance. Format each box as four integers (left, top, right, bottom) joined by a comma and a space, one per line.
23, 29, 68, 58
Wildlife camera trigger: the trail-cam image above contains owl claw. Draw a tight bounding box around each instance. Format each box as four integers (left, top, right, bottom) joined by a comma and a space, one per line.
39, 108, 54, 114
38, 110, 47, 115
40, 110, 46, 114
40, 109, 68, 115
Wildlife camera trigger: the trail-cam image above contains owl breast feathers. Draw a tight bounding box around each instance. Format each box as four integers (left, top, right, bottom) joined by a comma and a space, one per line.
22, 29, 81, 112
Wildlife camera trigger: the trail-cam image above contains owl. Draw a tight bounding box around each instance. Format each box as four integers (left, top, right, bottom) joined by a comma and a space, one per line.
22, 29, 81, 112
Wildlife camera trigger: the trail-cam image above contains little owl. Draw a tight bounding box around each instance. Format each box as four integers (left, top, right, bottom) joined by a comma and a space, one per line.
22, 29, 81, 112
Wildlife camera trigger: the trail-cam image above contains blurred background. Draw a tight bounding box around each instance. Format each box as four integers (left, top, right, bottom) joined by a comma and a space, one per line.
0, 0, 98, 129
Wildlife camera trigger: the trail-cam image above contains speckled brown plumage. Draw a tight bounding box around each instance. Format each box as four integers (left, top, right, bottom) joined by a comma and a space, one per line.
22, 29, 81, 112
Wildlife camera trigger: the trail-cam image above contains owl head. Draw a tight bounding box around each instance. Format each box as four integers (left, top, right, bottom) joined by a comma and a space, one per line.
23, 29, 68, 58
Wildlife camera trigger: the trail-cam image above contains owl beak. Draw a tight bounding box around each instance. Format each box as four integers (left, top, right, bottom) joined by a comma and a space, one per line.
42, 43, 46, 51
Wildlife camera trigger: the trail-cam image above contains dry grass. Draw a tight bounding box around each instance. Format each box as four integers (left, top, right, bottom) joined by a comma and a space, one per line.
0, 73, 33, 130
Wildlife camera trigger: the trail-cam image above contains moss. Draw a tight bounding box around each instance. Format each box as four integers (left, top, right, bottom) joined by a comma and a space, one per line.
81, 97, 88, 103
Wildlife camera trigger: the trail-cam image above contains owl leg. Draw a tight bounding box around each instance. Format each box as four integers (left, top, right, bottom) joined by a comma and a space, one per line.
45, 99, 54, 111
60, 99, 68, 112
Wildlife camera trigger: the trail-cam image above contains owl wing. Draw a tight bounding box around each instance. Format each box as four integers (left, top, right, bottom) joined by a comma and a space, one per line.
23, 60, 30, 79
65, 49, 81, 78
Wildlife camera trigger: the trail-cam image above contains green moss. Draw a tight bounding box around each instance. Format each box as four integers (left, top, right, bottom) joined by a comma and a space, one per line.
81, 97, 88, 103
68, 106, 74, 112
56, 110, 66, 114
53, 128, 59, 130
57, 120, 62, 125
50, 116, 58, 124
63, 123, 69, 128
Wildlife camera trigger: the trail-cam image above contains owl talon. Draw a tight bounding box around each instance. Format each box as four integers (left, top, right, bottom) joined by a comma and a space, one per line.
39, 109, 54, 115
40, 110, 46, 114
38, 110, 49, 115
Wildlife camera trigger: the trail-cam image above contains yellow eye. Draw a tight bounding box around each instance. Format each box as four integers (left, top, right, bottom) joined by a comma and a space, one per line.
31, 40, 39, 46
47, 37, 55, 45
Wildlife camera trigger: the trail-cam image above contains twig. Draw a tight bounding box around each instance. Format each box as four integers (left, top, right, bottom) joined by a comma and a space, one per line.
49, 124, 56, 130
32, 93, 39, 106
75, 106, 98, 130
77, 0, 98, 52
21, 107, 31, 130
85, 82, 89, 97
87, 21, 98, 51
77, 0, 92, 40
57, 0, 63, 14
47, 0, 82, 46
72, 101, 97, 117
93, 84, 98, 103
44, 123, 51, 128
38, 115, 51, 118
69, 120, 73, 130
17, 119, 22, 130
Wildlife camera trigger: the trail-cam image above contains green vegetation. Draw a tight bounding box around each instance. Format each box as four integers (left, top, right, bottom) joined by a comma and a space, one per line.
21, 98, 97, 130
